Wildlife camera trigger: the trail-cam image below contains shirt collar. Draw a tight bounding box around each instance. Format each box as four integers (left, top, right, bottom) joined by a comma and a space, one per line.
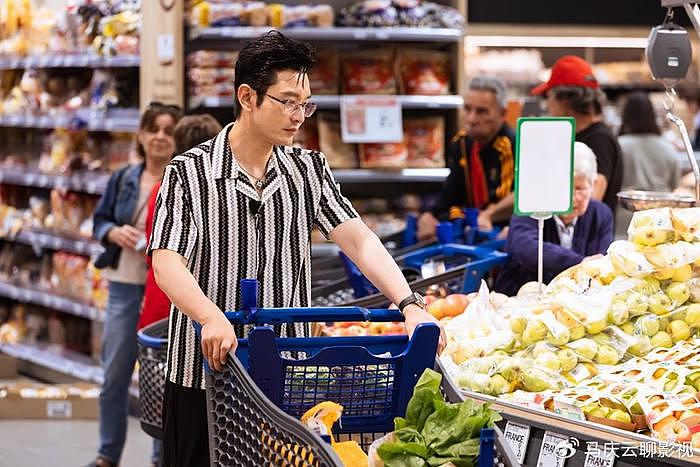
554, 216, 577, 231
212, 123, 286, 182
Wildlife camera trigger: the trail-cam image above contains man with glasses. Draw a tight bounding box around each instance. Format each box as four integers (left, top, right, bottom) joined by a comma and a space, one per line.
494, 142, 613, 296
148, 31, 445, 466
417, 76, 516, 240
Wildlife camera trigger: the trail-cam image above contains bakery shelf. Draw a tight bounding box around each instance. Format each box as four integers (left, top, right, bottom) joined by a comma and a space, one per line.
0, 54, 140, 70
190, 95, 464, 110
10, 229, 104, 257
0, 108, 140, 132
0, 281, 102, 322
0, 342, 102, 382
189, 26, 463, 42
0, 168, 109, 195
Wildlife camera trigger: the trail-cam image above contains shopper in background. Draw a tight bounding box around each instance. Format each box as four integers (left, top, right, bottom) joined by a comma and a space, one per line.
137, 114, 222, 330
532, 55, 623, 219
417, 76, 515, 240
89, 103, 183, 467
494, 142, 613, 296
148, 31, 445, 467
615, 93, 680, 239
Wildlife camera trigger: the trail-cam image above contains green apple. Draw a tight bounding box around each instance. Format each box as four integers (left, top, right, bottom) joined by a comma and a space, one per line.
557, 348, 578, 372
569, 338, 598, 361
569, 324, 586, 340
636, 277, 661, 295
688, 278, 700, 303
521, 368, 553, 392
627, 293, 649, 317
651, 331, 673, 348
486, 374, 510, 395
522, 320, 548, 346
581, 403, 599, 414
595, 344, 620, 365
627, 335, 652, 356
531, 342, 554, 357
608, 301, 629, 326
547, 328, 570, 347
664, 377, 681, 392
685, 304, 700, 327
607, 409, 632, 424
588, 406, 611, 418
620, 322, 636, 335
536, 352, 561, 372
677, 385, 698, 395
673, 264, 693, 282
586, 318, 608, 335
668, 320, 691, 343
510, 316, 527, 335
666, 282, 691, 306
631, 226, 672, 246
636, 315, 660, 336
648, 292, 673, 315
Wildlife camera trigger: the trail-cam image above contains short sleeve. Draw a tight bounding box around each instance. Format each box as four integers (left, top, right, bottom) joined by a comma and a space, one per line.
313, 153, 359, 237
147, 164, 198, 260
583, 133, 616, 181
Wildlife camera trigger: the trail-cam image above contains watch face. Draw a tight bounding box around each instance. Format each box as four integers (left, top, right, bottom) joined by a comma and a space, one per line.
414, 292, 426, 308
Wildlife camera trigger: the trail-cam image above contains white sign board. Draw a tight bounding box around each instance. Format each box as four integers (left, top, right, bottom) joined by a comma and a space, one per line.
537, 431, 569, 467
515, 117, 575, 216
503, 421, 531, 464
340, 95, 403, 143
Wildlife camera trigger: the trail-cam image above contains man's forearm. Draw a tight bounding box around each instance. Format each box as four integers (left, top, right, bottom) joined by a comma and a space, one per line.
485, 193, 514, 224
152, 249, 221, 324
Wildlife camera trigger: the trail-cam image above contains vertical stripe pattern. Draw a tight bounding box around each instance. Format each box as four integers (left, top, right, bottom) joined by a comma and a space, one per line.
148, 123, 359, 389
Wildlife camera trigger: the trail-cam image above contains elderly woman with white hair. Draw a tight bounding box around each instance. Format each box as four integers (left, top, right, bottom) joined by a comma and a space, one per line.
494, 142, 613, 296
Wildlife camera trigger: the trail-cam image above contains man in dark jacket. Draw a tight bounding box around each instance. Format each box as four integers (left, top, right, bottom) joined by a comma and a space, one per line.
417, 76, 515, 240
494, 142, 613, 296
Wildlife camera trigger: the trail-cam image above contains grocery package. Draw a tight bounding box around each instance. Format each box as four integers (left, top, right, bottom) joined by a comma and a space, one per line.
404, 116, 444, 168
359, 142, 407, 168
338, 0, 464, 28
341, 49, 397, 95
317, 114, 357, 168
369, 368, 501, 467
0, 381, 100, 419
397, 49, 450, 95
308, 48, 339, 95
293, 115, 320, 152
190, 1, 333, 28
187, 51, 238, 100
436, 207, 700, 446
301, 402, 367, 464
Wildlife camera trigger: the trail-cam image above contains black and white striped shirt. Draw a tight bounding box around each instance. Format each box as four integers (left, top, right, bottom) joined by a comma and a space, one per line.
148, 123, 358, 388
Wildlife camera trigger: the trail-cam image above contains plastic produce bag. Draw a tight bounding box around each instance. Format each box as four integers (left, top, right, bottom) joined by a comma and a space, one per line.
627, 208, 675, 246
607, 240, 656, 277
671, 207, 700, 242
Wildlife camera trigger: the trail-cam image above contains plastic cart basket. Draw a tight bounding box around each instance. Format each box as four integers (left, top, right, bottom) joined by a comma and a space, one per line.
136, 318, 169, 439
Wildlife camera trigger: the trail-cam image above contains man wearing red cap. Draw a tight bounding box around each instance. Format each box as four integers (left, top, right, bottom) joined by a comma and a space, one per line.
532, 55, 623, 217
417, 76, 515, 240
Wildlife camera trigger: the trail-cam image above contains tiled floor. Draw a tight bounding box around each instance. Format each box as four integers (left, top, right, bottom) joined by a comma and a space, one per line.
0, 416, 153, 467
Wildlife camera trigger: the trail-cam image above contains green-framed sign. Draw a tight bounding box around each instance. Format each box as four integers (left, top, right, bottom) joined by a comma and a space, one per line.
514, 117, 576, 217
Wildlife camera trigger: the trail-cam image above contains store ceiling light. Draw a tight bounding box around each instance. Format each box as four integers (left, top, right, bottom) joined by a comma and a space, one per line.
466, 35, 649, 49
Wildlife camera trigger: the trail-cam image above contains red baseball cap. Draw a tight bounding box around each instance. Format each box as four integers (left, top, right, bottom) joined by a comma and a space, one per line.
531, 55, 599, 96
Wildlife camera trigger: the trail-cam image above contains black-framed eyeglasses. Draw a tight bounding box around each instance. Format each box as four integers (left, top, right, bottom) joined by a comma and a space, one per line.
265, 94, 316, 118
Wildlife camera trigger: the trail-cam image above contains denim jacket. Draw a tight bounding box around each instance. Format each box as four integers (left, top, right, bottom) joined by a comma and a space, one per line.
92, 162, 145, 269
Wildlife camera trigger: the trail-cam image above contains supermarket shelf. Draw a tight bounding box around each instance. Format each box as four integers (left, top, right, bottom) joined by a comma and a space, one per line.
0, 167, 109, 194
190, 95, 464, 110
0, 281, 102, 322
334, 168, 449, 183
0, 108, 140, 132
11, 229, 104, 257
0, 342, 102, 383
0, 54, 140, 70
189, 26, 463, 42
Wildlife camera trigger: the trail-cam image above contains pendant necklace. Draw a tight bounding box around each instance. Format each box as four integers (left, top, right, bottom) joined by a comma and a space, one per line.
237, 157, 269, 190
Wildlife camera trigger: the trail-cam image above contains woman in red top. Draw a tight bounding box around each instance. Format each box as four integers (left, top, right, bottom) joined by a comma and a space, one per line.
138, 114, 222, 330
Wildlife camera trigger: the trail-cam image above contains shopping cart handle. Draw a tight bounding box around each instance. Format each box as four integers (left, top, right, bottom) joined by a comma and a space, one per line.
229, 307, 405, 324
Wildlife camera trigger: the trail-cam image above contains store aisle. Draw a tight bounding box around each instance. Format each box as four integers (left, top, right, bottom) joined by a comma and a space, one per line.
0, 417, 152, 467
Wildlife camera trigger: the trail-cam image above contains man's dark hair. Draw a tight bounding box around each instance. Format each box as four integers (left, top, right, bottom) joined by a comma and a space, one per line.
233, 31, 315, 120
619, 92, 661, 136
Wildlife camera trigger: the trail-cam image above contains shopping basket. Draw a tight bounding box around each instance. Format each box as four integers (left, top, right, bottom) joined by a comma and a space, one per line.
136, 318, 169, 439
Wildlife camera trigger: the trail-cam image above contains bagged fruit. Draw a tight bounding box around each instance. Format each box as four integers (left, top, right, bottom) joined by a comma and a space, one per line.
627, 208, 675, 247
641, 241, 700, 271
607, 241, 655, 277
671, 207, 700, 242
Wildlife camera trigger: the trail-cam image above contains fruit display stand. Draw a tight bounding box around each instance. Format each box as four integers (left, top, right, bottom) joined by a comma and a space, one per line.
430, 207, 700, 466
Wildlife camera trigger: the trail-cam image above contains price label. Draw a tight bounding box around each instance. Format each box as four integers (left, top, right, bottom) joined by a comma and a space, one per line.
46, 400, 72, 418
503, 421, 530, 464
584, 447, 615, 467
340, 95, 403, 143
352, 30, 368, 40
537, 431, 569, 467
38, 175, 49, 187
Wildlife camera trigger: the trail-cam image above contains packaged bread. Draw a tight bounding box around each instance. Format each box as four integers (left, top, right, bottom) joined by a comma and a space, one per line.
186, 51, 238, 68
318, 114, 358, 168
341, 49, 397, 95
188, 68, 236, 85
398, 49, 450, 95
359, 142, 407, 168
404, 116, 444, 168
309, 49, 339, 95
